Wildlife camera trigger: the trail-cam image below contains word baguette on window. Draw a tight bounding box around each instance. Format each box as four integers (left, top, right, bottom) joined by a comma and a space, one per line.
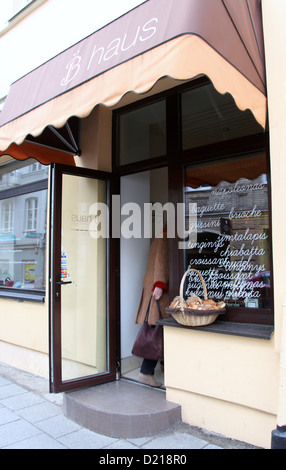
184, 153, 270, 309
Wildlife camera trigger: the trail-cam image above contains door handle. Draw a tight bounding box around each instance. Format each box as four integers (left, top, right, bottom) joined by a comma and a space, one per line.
55, 275, 72, 301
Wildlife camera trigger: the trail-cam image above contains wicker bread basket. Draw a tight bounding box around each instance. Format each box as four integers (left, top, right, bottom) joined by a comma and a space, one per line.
166, 269, 226, 327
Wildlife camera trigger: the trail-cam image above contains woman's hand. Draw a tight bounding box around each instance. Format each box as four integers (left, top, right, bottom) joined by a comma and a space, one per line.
153, 287, 163, 300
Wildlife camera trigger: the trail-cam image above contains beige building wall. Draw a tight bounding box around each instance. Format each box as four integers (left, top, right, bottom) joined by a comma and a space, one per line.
74, 106, 112, 172
164, 0, 286, 449
0, 299, 49, 377
165, 327, 279, 449
262, 0, 286, 433
261, 0, 286, 343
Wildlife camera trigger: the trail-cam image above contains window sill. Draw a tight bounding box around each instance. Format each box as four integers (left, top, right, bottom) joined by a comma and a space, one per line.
0, 290, 45, 303
158, 317, 274, 340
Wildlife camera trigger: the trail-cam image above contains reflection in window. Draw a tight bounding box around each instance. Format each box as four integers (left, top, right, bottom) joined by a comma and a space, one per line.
2, 201, 14, 233
119, 100, 166, 165
25, 197, 38, 232
184, 152, 271, 309
0, 160, 48, 291
181, 82, 263, 150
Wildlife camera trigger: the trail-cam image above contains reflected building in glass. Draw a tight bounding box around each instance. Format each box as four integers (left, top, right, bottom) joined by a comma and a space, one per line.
0, 160, 48, 291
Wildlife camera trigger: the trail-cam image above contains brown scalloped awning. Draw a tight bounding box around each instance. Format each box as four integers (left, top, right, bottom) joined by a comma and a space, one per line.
0, 141, 75, 166
0, 0, 266, 164
185, 152, 267, 189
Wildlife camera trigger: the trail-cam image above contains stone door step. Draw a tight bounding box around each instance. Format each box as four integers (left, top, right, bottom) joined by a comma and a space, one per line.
63, 379, 181, 439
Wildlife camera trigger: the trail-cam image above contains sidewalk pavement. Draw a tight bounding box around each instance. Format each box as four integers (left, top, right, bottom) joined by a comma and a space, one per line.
0, 362, 259, 450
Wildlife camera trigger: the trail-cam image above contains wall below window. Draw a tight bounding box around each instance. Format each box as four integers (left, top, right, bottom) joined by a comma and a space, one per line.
0, 340, 49, 378
0, 298, 49, 377
164, 325, 279, 448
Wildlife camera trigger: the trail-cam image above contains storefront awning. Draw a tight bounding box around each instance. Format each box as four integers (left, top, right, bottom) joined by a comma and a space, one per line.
185, 152, 267, 189
0, 0, 267, 159
0, 141, 76, 166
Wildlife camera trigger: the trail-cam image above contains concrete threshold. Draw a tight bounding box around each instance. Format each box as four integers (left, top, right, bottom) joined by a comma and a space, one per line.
64, 379, 181, 439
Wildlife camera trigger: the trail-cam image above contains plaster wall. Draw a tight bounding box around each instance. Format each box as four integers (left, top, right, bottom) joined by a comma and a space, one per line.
164, 326, 278, 448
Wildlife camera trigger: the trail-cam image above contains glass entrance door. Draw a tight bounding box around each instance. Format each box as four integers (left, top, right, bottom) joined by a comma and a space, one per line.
49, 164, 116, 393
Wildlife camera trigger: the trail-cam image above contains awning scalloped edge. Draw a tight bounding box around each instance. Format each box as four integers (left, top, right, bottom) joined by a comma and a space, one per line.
0, 141, 75, 166
0, 35, 267, 153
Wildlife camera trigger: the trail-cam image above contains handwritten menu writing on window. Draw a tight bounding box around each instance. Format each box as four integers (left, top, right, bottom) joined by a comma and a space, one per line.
184, 155, 270, 309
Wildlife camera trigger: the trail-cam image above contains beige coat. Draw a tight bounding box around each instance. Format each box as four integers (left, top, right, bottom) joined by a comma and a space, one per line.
136, 233, 170, 326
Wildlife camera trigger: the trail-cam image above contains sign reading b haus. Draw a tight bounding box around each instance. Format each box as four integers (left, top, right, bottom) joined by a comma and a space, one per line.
0, 0, 265, 127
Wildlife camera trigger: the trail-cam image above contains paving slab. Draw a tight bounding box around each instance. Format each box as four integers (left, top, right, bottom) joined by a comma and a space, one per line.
0, 407, 19, 425
16, 401, 62, 423
57, 428, 119, 449
141, 431, 209, 449
34, 413, 81, 438
0, 391, 45, 410
0, 419, 41, 448
0, 363, 260, 450
3, 433, 67, 449
0, 383, 27, 400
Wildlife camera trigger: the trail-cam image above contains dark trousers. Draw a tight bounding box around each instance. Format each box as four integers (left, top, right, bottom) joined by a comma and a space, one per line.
140, 358, 158, 376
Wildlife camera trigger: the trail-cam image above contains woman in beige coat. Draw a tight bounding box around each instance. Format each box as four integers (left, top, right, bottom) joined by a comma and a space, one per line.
135, 231, 170, 387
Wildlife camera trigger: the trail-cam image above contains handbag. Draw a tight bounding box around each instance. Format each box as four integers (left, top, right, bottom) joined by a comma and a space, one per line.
132, 296, 163, 361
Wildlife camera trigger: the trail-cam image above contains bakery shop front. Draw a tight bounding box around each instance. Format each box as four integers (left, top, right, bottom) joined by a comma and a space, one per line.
0, 0, 285, 448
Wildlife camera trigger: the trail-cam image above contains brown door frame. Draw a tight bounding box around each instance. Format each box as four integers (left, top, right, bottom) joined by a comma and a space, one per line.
49, 163, 119, 393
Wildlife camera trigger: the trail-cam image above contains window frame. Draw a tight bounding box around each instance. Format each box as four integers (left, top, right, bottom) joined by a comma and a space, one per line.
0, 161, 48, 302
1, 200, 14, 233
25, 196, 38, 233
113, 77, 273, 326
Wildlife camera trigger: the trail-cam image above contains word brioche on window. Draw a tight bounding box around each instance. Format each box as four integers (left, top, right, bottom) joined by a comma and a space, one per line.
185, 153, 270, 310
